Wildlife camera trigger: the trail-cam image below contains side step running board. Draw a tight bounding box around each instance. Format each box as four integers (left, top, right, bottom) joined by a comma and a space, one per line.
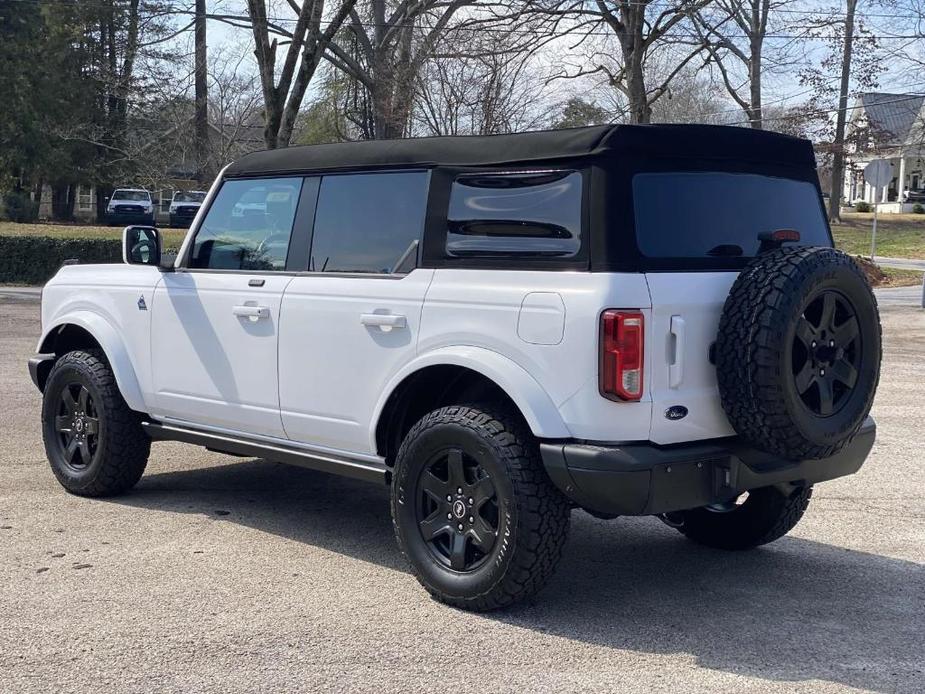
141, 421, 388, 485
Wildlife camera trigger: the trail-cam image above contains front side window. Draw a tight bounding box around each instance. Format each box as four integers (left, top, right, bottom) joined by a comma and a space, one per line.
189, 177, 302, 271
310, 171, 429, 274
633, 172, 831, 258
446, 170, 583, 258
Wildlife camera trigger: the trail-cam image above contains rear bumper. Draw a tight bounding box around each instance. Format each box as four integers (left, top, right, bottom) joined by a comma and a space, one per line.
540, 416, 876, 516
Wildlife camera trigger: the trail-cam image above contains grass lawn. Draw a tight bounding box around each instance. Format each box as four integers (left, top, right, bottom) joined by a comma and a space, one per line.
879, 267, 925, 287
0, 221, 187, 248
831, 213, 925, 258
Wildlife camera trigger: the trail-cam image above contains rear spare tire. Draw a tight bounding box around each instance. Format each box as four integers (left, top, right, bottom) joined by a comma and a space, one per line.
716, 246, 880, 460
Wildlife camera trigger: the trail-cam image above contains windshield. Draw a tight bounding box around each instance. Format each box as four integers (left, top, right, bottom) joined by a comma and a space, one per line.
633, 172, 831, 258
174, 191, 206, 203
112, 190, 150, 202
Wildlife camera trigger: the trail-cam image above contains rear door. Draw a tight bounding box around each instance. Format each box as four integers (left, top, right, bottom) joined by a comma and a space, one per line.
151, 176, 309, 438
635, 170, 833, 445
278, 171, 432, 455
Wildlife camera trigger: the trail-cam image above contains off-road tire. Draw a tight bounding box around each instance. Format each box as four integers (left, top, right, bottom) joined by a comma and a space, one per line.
42, 349, 150, 496
676, 485, 813, 550
716, 246, 881, 460
391, 404, 570, 611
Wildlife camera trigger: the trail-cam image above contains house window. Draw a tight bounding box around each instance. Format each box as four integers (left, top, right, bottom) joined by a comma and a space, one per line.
76, 185, 93, 211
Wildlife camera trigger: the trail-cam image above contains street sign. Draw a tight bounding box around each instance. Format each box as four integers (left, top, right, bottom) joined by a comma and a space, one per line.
864, 159, 892, 188
862, 159, 892, 259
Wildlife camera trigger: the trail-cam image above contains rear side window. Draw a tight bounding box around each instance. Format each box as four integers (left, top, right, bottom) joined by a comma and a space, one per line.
310, 171, 429, 274
189, 177, 302, 270
633, 172, 830, 258
447, 171, 582, 258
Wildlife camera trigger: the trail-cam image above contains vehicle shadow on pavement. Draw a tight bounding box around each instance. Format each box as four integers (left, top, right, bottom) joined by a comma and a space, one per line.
118, 457, 922, 693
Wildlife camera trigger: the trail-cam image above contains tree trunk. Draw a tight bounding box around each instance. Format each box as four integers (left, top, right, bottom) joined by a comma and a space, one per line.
50, 183, 74, 221
748, 36, 763, 128
194, 0, 209, 181
626, 52, 651, 124
619, 8, 651, 125
828, 0, 857, 224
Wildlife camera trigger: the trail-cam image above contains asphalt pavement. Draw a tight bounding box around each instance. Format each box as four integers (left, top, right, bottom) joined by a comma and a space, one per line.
1, 292, 923, 693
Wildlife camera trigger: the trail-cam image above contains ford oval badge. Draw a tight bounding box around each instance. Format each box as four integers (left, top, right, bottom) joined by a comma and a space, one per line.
665, 405, 688, 421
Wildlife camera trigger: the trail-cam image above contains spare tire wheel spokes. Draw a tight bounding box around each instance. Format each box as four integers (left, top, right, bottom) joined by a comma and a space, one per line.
795, 290, 862, 417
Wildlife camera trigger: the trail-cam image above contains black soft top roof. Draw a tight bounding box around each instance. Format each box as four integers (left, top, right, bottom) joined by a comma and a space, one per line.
224, 124, 817, 177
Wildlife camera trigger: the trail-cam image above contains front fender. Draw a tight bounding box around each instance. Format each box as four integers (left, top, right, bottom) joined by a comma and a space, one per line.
370, 345, 572, 451
38, 311, 146, 413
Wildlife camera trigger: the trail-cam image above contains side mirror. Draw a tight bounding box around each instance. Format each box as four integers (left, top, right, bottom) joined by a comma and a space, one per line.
123, 225, 161, 266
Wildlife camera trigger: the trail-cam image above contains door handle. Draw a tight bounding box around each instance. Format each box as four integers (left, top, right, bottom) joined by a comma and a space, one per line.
233, 304, 270, 321
669, 315, 685, 389
361, 313, 407, 331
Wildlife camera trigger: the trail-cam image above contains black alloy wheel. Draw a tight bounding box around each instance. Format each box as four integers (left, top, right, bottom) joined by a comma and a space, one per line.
391, 404, 571, 611
53, 382, 101, 471
416, 448, 499, 572
792, 290, 861, 417
42, 349, 150, 497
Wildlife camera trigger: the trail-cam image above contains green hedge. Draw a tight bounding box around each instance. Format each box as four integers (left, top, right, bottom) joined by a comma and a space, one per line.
0, 236, 123, 284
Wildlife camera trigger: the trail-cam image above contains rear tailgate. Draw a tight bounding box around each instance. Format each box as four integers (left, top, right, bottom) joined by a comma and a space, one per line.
633, 170, 832, 446
644, 272, 737, 445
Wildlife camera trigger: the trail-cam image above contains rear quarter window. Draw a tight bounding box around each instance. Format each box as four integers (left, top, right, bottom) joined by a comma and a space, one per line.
446, 170, 582, 258
633, 172, 831, 258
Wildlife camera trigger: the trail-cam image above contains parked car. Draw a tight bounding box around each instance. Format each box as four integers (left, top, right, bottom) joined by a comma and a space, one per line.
105, 188, 155, 226
168, 190, 207, 228
29, 125, 881, 611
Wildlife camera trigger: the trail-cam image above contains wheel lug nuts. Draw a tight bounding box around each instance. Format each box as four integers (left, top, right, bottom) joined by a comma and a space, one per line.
820, 369, 825, 376
811, 341, 816, 348
829, 340, 834, 347
457, 523, 463, 531
468, 497, 473, 504
447, 513, 452, 520
457, 487, 462, 494
446, 495, 452, 502
468, 516, 474, 523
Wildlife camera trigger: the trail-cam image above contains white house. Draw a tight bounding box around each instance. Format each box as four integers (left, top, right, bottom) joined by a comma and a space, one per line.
842, 92, 925, 213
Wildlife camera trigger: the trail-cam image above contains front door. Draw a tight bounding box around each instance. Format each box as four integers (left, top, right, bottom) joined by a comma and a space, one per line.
150, 176, 307, 438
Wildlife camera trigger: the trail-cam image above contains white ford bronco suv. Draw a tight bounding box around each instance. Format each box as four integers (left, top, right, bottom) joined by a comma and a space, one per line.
30, 125, 881, 611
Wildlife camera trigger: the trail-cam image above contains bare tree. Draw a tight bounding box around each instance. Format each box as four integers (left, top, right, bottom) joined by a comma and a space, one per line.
693, 0, 798, 129
531, 0, 714, 124
194, 0, 208, 180
412, 33, 550, 136
244, 0, 356, 149
799, 0, 884, 222
325, 1, 524, 139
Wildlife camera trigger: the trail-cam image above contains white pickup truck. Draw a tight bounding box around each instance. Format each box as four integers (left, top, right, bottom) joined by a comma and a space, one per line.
29, 125, 881, 610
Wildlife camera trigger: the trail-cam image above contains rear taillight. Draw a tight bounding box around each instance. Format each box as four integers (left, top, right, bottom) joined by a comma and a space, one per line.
600, 310, 644, 401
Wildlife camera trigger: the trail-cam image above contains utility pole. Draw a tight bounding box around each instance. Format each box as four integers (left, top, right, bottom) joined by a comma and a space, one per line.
828, 0, 858, 224
194, 0, 209, 183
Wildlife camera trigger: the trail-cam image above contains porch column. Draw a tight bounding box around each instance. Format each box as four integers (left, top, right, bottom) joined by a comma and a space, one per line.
897, 155, 907, 205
